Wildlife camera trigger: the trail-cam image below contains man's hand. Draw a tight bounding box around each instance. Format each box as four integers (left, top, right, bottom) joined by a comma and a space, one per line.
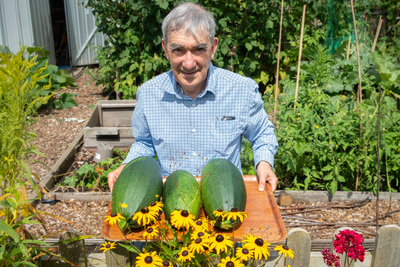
108, 164, 126, 193
256, 161, 278, 192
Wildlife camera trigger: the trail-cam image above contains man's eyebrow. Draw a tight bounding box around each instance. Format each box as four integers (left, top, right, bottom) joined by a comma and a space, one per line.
194, 43, 208, 49
169, 43, 208, 50
169, 43, 183, 50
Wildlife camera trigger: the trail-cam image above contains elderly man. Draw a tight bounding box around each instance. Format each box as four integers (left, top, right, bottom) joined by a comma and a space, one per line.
108, 2, 278, 193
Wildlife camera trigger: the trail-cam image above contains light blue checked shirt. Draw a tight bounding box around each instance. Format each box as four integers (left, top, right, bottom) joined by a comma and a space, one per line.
122, 63, 278, 177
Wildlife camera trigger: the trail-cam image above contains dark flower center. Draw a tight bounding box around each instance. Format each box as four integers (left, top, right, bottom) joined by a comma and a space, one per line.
216, 234, 224, 242
203, 245, 209, 251
110, 213, 117, 217
162, 261, 170, 266
283, 245, 289, 250
141, 207, 149, 214
195, 238, 202, 244
145, 256, 153, 263
230, 207, 239, 212
198, 232, 205, 237
255, 238, 264, 246
181, 210, 189, 217
242, 248, 249, 254
226, 261, 234, 267
182, 250, 188, 256
217, 208, 223, 212
147, 228, 153, 233
150, 202, 156, 206
106, 244, 111, 248
196, 221, 203, 225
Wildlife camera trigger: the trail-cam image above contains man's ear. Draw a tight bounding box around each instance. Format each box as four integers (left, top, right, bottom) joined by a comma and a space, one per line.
162, 39, 170, 61
210, 37, 219, 60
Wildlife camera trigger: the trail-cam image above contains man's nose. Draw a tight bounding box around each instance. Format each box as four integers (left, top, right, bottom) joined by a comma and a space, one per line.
182, 51, 196, 70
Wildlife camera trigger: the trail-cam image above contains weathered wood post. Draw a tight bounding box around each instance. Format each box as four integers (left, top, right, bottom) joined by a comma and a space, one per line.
371, 224, 400, 267
105, 241, 133, 267
285, 228, 311, 267
58, 230, 87, 267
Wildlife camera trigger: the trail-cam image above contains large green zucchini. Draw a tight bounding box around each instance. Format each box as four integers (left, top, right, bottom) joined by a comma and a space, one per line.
163, 170, 201, 221
111, 156, 163, 230
200, 158, 247, 229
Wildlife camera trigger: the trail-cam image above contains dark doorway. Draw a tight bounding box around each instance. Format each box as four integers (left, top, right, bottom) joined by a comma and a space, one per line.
49, 0, 69, 67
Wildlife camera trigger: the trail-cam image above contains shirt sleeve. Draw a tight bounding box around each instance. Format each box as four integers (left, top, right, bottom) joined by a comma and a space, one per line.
242, 84, 278, 169
122, 93, 157, 165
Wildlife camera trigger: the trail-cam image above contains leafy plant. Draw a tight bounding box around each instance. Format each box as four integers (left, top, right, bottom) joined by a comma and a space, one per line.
51, 92, 78, 110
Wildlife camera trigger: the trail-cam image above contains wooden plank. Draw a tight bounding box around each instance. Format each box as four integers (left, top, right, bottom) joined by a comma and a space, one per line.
102, 108, 134, 127
285, 228, 311, 267
371, 224, 400, 267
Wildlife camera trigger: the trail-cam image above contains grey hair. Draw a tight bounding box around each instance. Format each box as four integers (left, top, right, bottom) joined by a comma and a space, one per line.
162, 2, 216, 45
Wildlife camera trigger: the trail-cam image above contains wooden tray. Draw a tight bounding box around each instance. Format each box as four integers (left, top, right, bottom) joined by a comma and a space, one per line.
101, 175, 287, 242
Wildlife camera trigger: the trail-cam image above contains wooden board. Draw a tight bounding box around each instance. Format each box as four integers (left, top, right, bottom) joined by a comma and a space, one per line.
101, 175, 287, 242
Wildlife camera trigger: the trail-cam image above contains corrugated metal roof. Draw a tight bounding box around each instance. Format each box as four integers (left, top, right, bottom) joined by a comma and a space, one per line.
64, 0, 106, 66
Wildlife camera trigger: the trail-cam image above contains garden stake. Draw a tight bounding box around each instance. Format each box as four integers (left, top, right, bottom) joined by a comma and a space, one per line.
376, 84, 381, 231
372, 16, 383, 53
346, 35, 351, 60
273, 0, 284, 125
350, 0, 363, 191
294, 5, 306, 113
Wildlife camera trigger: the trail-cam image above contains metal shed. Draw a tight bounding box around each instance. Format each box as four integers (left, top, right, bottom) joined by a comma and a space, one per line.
0, 0, 106, 67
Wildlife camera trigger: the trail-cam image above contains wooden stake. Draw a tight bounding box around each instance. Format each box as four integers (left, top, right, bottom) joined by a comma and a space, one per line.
350, 0, 363, 191
273, 0, 285, 125
294, 5, 306, 113
372, 16, 383, 53
346, 35, 351, 60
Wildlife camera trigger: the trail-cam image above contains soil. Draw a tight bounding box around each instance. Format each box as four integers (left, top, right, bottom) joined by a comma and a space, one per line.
26, 67, 400, 241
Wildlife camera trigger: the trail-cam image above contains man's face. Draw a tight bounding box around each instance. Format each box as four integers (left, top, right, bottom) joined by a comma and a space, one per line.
162, 29, 218, 98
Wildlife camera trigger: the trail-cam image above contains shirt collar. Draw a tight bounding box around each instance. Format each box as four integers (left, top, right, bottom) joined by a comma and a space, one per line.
163, 63, 216, 99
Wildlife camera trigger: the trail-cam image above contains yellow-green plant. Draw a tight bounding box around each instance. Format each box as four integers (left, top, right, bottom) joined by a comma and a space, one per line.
0, 46, 52, 192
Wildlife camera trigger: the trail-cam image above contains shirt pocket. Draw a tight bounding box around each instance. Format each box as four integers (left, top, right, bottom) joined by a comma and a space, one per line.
216, 119, 237, 133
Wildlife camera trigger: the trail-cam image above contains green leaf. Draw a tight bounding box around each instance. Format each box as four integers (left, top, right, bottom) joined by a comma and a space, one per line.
0, 220, 20, 242
266, 19, 274, 29
245, 43, 253, 51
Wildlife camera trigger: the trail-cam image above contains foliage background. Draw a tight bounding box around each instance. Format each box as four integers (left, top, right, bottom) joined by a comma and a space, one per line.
85, 0, 400, 193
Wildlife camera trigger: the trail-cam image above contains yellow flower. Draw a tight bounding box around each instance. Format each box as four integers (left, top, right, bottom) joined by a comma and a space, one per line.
143, 225, 159, 239
243, 234, 270, 260
209, 234, 234, 254
148, 201, 163, 215
104, 213, 125, 226
217, 256, 245, 267
136, 251, 163, 267
213, 209, 226, 218
177, 247, 195, 262
189, 236, 209, 254
161, 261, 173, 267
191, 230, 211, 240
274, 245, 294, 259
193, 217, 211, 232
236, 247, 253, 261
132, 207, 158, 226
99, 241, 116, 253
119, 203, 128, 209
223, 208, 248, 223
170, 210, 195, 230
316, 125, 320, 129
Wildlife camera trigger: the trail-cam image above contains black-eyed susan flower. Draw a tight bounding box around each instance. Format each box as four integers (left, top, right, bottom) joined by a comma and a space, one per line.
143, 225, 160, 239
170, 210, 195, 230
213, 208, 226, 218
274, 244, 294, 259
136, 251, 163, 267
177, 247, 195, 262
161, 260, 173, 267
148, 201, 163, 215
104, 213, 125, 226
217, 256, 245, 267
99, 241, 116, 253
189, 236, 210, 254
236, 247, 253, 261
209, 234, 234, 254
191, 230, 211, 241
193, 217, 210, 232
243, 234, 270, 260
223, 207, 248, 223
132, 207, 158, 226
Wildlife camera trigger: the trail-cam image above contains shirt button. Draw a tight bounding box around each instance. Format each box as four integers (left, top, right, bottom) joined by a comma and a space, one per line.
192, 128, 196, 133
192, 152, 197, 156
192, 103, 196, 107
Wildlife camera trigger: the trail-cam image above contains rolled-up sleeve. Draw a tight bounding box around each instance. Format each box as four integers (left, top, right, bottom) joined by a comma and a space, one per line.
243, 85, 278, 169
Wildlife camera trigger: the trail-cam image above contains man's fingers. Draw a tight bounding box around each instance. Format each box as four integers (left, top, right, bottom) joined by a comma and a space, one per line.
258, 176, 266, 191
